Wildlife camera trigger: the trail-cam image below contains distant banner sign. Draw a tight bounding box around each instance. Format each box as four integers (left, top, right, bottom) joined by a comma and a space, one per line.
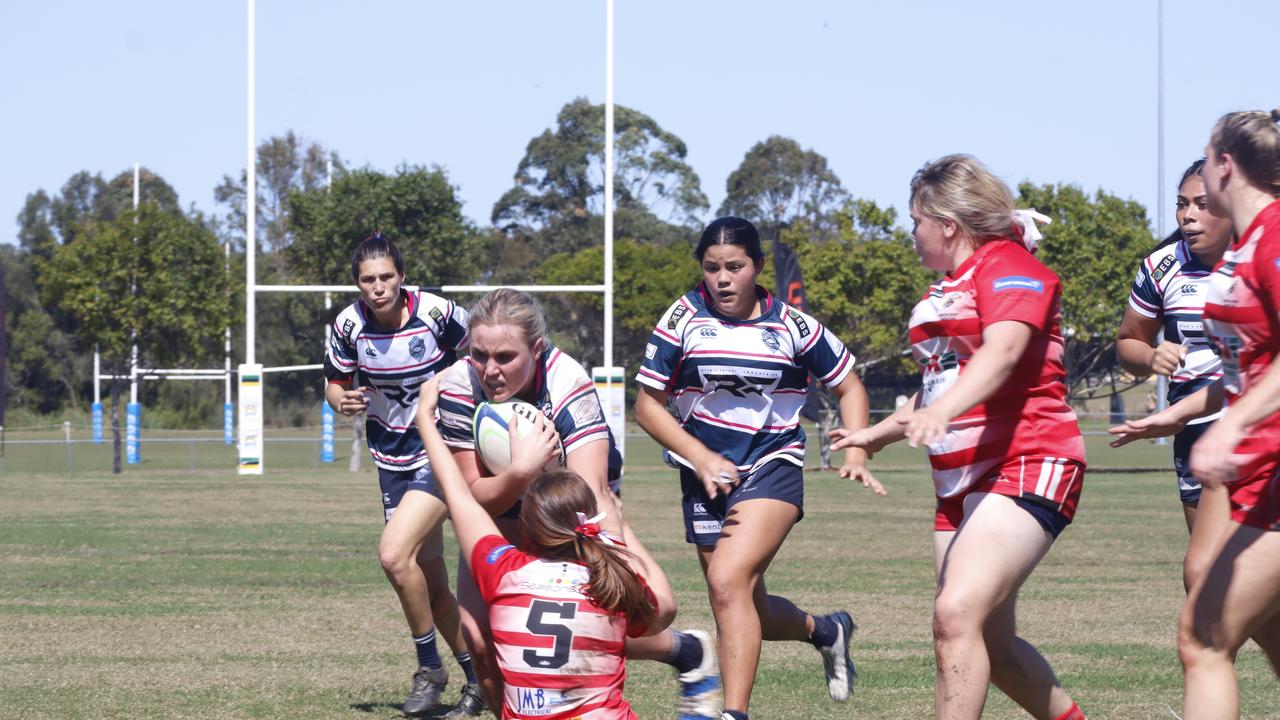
92, 402, 104, 444
238, 364, 264, 475
223, 402, 234, 445
320, 402, 335, 463
126, 403, 141, 464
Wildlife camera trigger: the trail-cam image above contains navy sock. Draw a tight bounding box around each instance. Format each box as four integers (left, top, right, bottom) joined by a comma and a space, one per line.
413, 629, 443, 670
723, 711, 749, 720
664, 630, 704, 675
809, 614, 838, 649
454, 651, 478, 684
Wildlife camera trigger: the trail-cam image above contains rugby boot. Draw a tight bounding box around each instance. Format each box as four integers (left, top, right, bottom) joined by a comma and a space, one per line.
817, 611, 858, 701
402, 665, 448, 716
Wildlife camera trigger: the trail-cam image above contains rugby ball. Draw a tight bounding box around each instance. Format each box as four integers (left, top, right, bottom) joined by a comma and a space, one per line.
472, 400, 566, 475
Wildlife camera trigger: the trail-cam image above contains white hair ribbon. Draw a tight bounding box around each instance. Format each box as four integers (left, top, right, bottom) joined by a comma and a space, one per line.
1011, 208, 1052, 253
574, 510, 621, 546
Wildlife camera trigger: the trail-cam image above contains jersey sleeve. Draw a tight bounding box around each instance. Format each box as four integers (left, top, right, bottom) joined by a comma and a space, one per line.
436, 360, 478, 448
636, 297, 691, 392
1253, 229, 1280, 314
1127, 259, 1162, 319
785, 307, 855, 388
324, 311, 359, 384
549, 356, 611, 455
420, 292, 470, 350
469, 534, 530, 604
973, 249, 1061, 332
625, 575, 660, 638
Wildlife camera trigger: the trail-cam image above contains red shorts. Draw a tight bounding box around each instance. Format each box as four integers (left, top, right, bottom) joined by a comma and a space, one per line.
1228, 457, 1280, 531
935, 456, 1085, 532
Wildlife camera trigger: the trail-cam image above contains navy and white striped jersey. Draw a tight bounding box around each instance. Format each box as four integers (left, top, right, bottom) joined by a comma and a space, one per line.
1128, 238, 1223, 413
636, 284, 854, 476
435, 345, 622, 489
324, 289, 469, 471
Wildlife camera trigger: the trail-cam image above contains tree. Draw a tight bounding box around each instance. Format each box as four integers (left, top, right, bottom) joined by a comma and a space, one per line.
215, 131, 345, 258
788, 200, 934, 399
493, 98, 708, 257
719, 136, 848, 242
45, 204, 232, 472
1017, 182, 1153, 400
536, 238, 698, 387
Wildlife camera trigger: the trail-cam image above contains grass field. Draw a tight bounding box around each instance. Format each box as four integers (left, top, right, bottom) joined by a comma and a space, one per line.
2, 434, 1278, 719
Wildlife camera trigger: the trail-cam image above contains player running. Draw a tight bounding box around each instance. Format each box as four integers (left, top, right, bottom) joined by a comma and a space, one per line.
418, 373, 677, 720
422, 288, 722, 720
1114, 158, 1233, 590
831, 155, 1086, 720
323, 233, 484, 716
635, 216, 885, 720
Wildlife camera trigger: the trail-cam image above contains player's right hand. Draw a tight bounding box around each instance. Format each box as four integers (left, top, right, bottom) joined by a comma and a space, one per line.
1150, 340, 1188, 377
507, 413, 560, 478
339, 386, 372, 416
828, 427, 889, 456
694, 449, 739, 498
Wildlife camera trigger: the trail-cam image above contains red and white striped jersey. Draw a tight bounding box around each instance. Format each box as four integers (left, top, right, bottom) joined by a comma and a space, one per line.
470, 535, 652, 720
1203, 199, 1280, 482
908, 239, 1086, 498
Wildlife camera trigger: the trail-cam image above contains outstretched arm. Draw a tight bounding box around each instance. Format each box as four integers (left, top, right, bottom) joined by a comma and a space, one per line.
829, 371, 886, 496
1108, 382, 1223, 447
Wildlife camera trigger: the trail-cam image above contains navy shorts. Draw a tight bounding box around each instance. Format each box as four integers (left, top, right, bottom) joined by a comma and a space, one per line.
1174, 421, 1212, 505
680, 460, 804, 546
378, 464, 442, 523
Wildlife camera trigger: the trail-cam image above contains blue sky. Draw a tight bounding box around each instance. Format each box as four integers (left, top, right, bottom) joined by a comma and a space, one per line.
2, 1, 1277, 249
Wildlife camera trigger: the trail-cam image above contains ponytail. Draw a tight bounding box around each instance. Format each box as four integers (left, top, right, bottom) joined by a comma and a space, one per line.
519, 470, 656, 627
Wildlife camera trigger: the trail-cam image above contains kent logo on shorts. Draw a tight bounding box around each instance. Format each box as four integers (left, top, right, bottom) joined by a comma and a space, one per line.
992, 276, 1044, 293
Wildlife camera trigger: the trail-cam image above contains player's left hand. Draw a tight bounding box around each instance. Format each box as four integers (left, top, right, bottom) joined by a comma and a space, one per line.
839, 463, 887, 496
1107, 411, 1187, 447
1190, 419, 1244, 488
903, 407, 949, 449
418, 375, 442, 415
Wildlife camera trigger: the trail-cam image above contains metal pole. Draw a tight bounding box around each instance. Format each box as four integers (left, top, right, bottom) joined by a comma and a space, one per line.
130, 163, 140, 406
603, 0, 615, 369
246, 0, 257, 366
1154, 0, 1169, 440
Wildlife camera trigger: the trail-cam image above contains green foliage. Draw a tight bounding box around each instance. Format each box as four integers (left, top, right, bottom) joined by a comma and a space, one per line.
43, 203, 232, 470
720, 135, 848, 241
1017, 182, 1153, 398
288, 166, 487, 286
493, 97, 708, 257
788, 200, 933, 383
536, 239, 698, 382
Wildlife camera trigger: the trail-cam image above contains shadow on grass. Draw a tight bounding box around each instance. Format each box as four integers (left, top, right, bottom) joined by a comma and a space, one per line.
348, 701, 461, 718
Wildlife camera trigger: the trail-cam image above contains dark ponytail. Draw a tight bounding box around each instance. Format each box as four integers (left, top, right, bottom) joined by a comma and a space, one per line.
519, 470, 656, 628
350, 232, 405, 281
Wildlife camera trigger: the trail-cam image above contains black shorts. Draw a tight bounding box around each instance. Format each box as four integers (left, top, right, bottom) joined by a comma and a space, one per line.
680, 459, 804, 546
378, 464, 442, 523
1174, 421, 1212, 505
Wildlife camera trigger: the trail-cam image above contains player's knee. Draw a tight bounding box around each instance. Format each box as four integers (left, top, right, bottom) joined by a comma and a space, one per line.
378, 543, 415, 585
704, 566, 749, 613
932, 592, 982, 646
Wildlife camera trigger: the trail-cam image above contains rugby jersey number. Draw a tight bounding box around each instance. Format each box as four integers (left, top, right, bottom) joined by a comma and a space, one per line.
522, 600, 577, 670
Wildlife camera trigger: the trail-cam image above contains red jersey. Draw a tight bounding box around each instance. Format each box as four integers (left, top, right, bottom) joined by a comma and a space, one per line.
1203, 199, 1280, 485
908, 239, 1086, 499
470, 535, 652, 720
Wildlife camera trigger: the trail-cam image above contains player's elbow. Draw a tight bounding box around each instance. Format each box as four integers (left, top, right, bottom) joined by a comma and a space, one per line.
648, 590, 678, 635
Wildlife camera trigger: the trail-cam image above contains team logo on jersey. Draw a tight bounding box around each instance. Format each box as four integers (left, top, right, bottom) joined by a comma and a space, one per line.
1151, 255, 1177, 282
379, 383, 420, 408
428, 306, 444, 325
760, 328, 781, 351
342, 319, 356, 340
919, 350, 958, 373
365, 346, 377, 357
787, 309, 811, 338
698, 365, 783, 397
992, 276, 1044, 293
699, 327, 718, 337
486, 544, 515, 564
1180, 284, 1198, 295
668, 304, 689, 329
409, 336, 426, 361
